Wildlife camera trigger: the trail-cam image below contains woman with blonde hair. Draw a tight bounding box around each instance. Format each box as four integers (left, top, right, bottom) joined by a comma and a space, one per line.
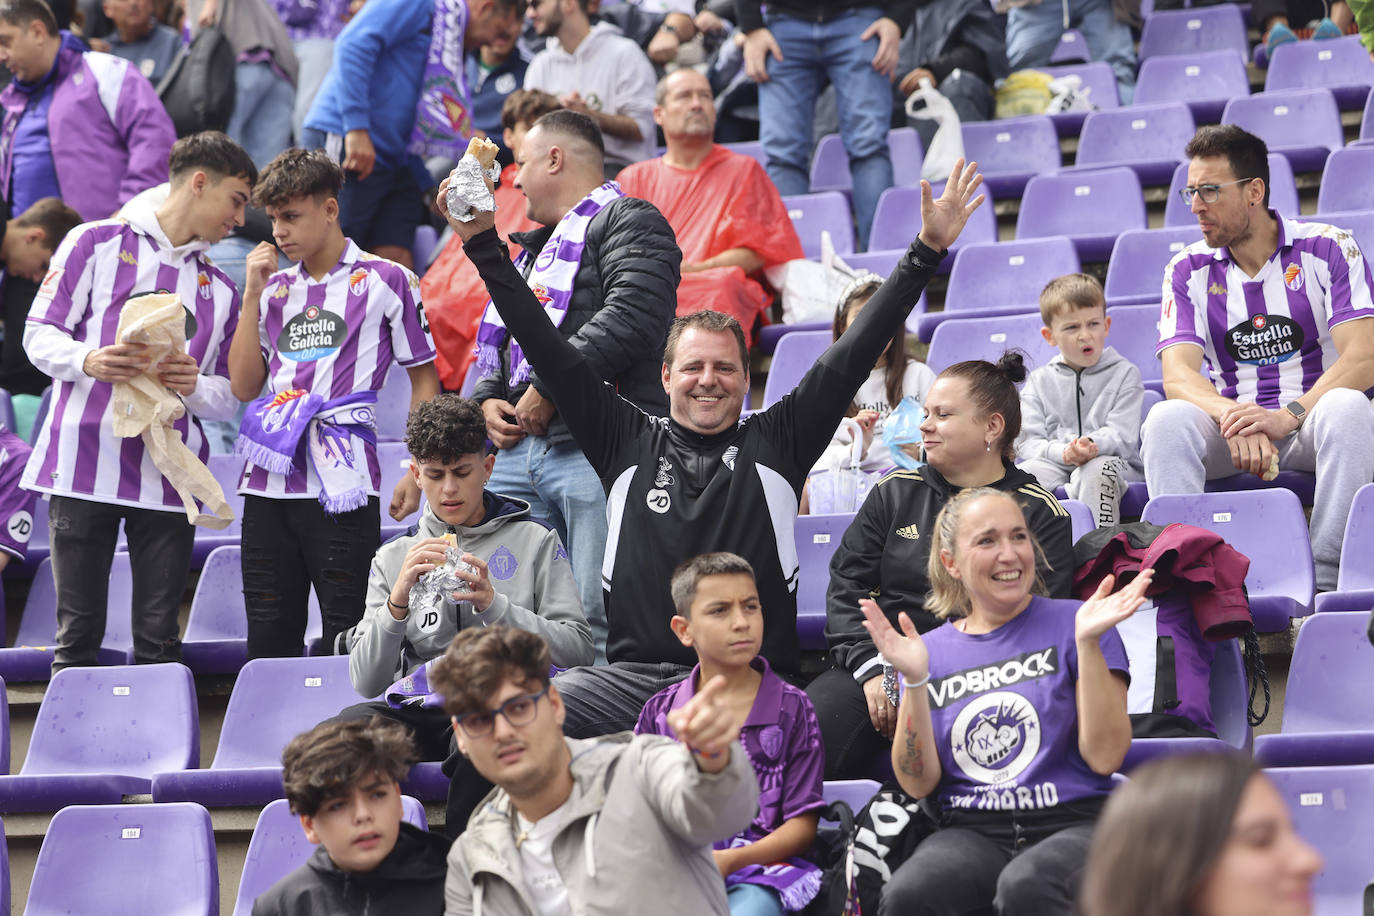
861, 486, 1153, 915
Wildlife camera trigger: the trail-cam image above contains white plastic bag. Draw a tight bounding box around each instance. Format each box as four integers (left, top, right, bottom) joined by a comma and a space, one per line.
905, 78, 965, 183
766, 233, 862, 325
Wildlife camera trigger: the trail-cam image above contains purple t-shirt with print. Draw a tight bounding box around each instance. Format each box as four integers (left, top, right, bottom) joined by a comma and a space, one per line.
921, 595, 1130, 812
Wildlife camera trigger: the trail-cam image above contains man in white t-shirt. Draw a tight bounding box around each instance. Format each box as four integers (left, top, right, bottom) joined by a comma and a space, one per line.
431, 625, 757, 914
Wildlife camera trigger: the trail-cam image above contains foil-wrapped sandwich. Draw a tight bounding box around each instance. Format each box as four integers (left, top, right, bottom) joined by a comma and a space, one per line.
446, 136, 501, 222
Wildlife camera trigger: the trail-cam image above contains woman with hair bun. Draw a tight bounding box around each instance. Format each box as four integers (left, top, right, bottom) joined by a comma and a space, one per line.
806, 352, 1076, 779
1080, 752, 1323, 916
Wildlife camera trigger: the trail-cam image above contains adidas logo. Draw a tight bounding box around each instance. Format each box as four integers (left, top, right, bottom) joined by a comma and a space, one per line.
895, 524, 920, 540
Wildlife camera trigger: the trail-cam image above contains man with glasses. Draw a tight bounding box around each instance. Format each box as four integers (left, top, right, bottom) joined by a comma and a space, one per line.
430, 625, 757, 911
1143, 124, 1374, 593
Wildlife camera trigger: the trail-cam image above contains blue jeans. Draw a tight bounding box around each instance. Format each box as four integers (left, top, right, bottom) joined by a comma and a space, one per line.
291, 37, 334, 145
488, 435, 609, 662
729, 884, 785, 916
1006, 0, 1137, 103
228, 60, 296, 169
759, 7, 894, 249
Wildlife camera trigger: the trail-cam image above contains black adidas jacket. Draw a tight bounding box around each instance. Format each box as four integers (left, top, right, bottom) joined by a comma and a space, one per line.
825, 462, 1074, 678
463, 226, 942, 673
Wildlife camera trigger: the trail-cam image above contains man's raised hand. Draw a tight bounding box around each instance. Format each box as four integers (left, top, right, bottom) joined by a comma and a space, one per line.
667, 674, 739, 773
916, 158, 985, 254
437, 176, 496, 242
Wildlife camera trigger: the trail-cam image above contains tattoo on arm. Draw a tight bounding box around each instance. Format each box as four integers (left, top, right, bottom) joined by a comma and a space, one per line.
898, 712, 923, 778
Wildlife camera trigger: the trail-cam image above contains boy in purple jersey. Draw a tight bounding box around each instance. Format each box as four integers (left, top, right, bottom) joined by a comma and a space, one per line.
229, 148, 440, 659
1142, 125, 1374, 592
0, 423, 36, 573
636, 553, 824, 916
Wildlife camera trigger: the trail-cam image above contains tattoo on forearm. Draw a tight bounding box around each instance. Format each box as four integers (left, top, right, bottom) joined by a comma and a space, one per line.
898, 712, 923, 778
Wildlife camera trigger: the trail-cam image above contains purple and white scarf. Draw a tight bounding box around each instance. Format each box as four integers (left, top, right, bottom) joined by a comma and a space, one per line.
409, 0, 473, 161
474, 181, 624, 385
237, 389, 378, 514
719, 829, 823, 912
385, 659, 565, 710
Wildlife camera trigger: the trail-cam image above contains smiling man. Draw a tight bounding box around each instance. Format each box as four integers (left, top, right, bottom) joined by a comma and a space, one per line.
1143, 125, 1374, 592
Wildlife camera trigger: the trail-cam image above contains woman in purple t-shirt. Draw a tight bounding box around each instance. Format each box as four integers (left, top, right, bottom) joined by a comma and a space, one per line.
860, 486, 1154, 915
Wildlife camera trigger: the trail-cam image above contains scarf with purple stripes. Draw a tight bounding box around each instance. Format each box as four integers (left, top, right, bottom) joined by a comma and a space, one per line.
408, 0, 473, 162
473, 182, 624, 385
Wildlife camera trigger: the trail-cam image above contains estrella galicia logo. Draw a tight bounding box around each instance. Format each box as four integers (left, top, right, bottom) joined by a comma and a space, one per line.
278, 305, 347, 362
1224, 313, 1303, 366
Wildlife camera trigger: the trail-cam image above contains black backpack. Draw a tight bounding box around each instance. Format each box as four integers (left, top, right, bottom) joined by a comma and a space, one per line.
156, 26, 236, 137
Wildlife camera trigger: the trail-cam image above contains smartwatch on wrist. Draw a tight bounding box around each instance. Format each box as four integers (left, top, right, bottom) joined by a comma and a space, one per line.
1284, 400, 1307, 426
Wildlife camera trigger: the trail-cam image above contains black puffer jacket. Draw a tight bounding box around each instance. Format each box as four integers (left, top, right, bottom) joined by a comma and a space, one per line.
251, 821, 451, 916
472, 194, 681, 446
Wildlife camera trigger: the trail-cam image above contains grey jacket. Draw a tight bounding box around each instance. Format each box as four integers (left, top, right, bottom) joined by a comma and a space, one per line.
349, 493, 593, 697
1016, 346, 1145, 472
445, 733, 759, 916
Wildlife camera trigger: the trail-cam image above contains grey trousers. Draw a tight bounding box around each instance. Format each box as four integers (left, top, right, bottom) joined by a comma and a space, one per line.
1018, 454, 1141, 528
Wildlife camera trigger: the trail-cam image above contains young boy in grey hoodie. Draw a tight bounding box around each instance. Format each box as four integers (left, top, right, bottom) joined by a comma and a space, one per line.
333, 394, 593, 760
1016, 274, 1145, 528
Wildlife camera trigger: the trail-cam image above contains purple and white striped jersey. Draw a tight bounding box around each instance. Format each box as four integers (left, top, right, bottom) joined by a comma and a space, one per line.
240, 238, 436, 499
20, 196, 239, 511
1158, 213, 1374, 409
0, 424, 36, 561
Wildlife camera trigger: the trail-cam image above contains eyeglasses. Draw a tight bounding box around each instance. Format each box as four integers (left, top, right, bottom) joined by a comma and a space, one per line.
453, 687, 549, 739
1178, 178, 1256, 206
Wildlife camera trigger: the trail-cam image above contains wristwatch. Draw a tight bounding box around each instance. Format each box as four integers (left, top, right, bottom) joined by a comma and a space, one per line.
1284, 400, 1307, 425
659, 21, 682, 37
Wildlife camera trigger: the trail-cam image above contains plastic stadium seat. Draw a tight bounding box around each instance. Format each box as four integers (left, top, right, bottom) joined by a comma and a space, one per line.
1264, 765, 1374, 916
783, 192, 855, 258
1222, 89, 1343, 173
1138, 6, 1249, 63
1103, 304, 1165, 393
1073, 101, 1197, 186
232, 795, 428, 916
1312, 483, 1374, 613
0, 555, 135, 682
722, 140, 768, 169
960, 116, 1060, 202
1049, 28, 1090, 64
869, 183, 997, 268
1104, 227, 1200, 306
1059, 498, 1094, 541
1016, 167, 1146, 262
152, 655, 362, 806
412, 224, 438, 271
1164, 153, 1299, 227
1141, 490, 1315, 633
0, 818, 7, 915
1039, 62, 1120, 135
755, 320, 830, 357
1253, 612, 1374, 766
1120, 638, 1253, 771
1316, 146, 1374, 214
190, 452, 246, 568
1266, 35, 1374, 109
25, 802, 217, 916
1312, 209, 1374, 255
794, 513, 853, 651
916, 237, 1080, 341
0, 678, 8, 775
375, 361, 414, 442
822, 779, 880, 817
809, 129, 925, 195
1134, 49, 1251, 123
926, 312, 1058, 375
1361, 87, 1374, 142
378, 440, 418, 539
761, 330, 831, 409
0, 663, 198, 813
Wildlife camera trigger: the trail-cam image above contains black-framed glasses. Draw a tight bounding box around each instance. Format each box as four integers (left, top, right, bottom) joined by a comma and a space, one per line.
453, 687, 549, 738
1178, 178, 1256, 206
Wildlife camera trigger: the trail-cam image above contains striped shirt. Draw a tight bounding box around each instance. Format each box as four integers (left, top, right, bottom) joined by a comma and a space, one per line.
1158, 213, 1374, 409
240, 238, 436, 499
21, 200, 239, 511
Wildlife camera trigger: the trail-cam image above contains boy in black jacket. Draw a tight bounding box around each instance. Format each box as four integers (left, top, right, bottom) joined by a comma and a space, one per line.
252, 718, 450, 915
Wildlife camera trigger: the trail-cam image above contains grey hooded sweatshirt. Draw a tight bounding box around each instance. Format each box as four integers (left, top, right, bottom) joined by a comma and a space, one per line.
348, 492, 593, 697
1015, 345, 1145, 472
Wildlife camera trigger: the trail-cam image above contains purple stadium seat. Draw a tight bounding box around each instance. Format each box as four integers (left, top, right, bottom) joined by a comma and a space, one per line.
232, 795, 428, 916
723, 140, 768, 169
809, 129, 925, 195
152, 655, 362, 806
1141, 489, 1315, 632
762, 330, 832, 409
0, 662, 198, 813
0, 818, 8, 916
1361, 87, 1374, 142
378, 440, 418, 540
916, 237, 1081, 341
1264, 764, 1374, 916
1266, 35, 1374, 109
822, 779, 880, 818
926, 312, 1059, 375
26, 802, 218, 916
375, 361, 413, 442
1254, 612, 1374, 766
1312, 483, 1374, 613
1138, 6, 1249, 63
1039, 62, 1120, 136
1016, 167, 1146, 262
1073, 102, 1197, 186
755, 320, 830, 357
0, 679, 8, 775
794, 513, 853, 651
960, 116, 1060, 199
1059, 498, 1095, 541
1311, 209, 1374, 255
1134, 49, 1251, 123
1103, 303, 1165, 393
1317, 146, 1374, 214
412, 224, 438, 271
0, 554, 135, 682
1165, 154, 1300, 227
1120, 638, 1252, 770
190, 452, 246, 568
1049, 28, 1090, 64
1104, 227, 1200, 307
1222, 89, 1343, 173
869, 183, 997, 268
782, 191, 855, 258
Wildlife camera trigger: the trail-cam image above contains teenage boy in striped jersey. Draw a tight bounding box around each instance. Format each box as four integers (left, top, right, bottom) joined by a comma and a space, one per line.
21, 131, 254, 674
229, 147, 439, 659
